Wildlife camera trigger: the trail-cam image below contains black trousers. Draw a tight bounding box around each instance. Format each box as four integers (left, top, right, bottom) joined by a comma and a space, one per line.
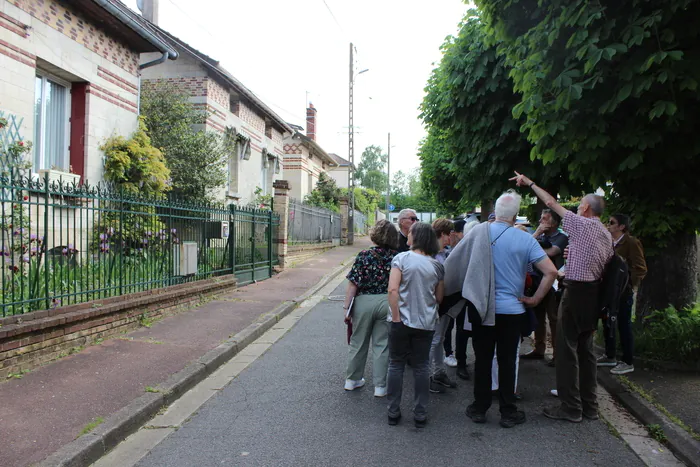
444, 308, 472, 367
471, 313, 524, 415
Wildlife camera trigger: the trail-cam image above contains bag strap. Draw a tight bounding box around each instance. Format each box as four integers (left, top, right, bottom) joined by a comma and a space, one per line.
490, 225, 512, 246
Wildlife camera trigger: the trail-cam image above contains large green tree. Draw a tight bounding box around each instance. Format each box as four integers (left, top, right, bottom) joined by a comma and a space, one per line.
419, 13, 570, 218
356, 145, 388, 193
141, 82, 228, 202
476, 0, 700, 314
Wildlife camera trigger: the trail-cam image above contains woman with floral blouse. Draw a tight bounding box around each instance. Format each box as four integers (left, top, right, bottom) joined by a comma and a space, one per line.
343, 219, 399, 397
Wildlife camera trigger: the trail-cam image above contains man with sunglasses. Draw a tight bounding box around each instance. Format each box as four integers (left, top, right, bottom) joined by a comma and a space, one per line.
397, 209, 418, 252
598, 214, 647, 375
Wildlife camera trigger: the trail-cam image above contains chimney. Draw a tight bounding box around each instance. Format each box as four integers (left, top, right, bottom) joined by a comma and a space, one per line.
138, 0, 160, 25
306, 103, 317, 141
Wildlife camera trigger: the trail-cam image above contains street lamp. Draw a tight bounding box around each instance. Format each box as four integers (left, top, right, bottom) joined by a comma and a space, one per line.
348, 42, 368, 245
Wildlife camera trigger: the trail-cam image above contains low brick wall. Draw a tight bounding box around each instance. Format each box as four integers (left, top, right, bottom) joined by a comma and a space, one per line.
286, 243, 334, 266
0, 276, 238, 379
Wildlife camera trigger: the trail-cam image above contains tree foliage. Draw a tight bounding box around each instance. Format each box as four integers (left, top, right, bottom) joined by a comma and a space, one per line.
419, 13, 572, 216
356, 145, 388, 193
389, 167, 441, 214
305, 172, 342, 212
141, 82, 228, 202
476, 0, 700, 244
101, 118, 170, 196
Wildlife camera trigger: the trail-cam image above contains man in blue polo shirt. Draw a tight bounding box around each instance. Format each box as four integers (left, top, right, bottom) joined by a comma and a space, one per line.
465, 191, 557, 428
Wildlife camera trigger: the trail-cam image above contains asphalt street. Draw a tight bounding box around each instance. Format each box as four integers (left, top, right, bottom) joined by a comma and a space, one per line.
136, 281, 645, 467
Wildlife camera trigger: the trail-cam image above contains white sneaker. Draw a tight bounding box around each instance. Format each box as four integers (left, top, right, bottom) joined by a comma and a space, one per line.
374, 386, 387, 397
550, 389, 558, 397
596, 356, 617, 367
344, 378, 366, 391
444, 355, 458, 368
610, 363, 634, 375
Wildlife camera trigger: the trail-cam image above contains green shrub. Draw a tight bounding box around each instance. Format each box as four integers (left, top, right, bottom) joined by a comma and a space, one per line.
634, 304, 700, 364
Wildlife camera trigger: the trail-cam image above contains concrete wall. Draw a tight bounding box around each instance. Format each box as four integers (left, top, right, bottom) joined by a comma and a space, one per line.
0, 0, 141, 184
140, 53, 287, 206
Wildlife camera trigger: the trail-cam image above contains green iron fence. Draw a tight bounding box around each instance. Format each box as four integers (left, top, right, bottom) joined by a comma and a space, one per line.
0, 175, 279, 317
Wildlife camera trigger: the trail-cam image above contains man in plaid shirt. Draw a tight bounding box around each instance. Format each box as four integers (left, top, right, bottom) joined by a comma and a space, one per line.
510, 172, 612, 423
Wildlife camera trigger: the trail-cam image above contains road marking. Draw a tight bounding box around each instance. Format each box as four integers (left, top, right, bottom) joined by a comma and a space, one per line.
92, 271, 349, 467
598, 386, 684, 466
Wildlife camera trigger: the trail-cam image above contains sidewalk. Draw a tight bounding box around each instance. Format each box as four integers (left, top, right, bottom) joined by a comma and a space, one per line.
597, 361, 700, 466
0, 238, 370, 467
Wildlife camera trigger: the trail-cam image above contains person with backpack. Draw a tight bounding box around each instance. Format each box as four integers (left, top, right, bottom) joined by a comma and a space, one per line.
386, 222, 444, 428
510, 172, 612, 423
597, 214, 647, 375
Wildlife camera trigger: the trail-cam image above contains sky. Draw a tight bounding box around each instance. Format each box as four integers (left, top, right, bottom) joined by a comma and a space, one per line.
123, 0, 468, 172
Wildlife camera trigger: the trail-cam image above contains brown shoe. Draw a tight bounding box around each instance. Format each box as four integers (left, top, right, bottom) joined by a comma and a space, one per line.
543, 405, 582, 423
520, 350, 545, 360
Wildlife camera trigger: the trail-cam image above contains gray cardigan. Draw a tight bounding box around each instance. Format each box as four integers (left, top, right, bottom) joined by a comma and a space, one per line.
443, 222, 496, 326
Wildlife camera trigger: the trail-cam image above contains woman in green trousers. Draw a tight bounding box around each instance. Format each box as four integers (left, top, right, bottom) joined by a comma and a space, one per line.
343, 219, 399, 397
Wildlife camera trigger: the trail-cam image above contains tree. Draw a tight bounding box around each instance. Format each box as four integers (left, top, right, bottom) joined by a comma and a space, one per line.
419, 12, 571, 219
391, 170, 409, 197
101, 118, 170, 196
356, 145, 388, 193
476, 0, 700, 314
305, 172, 342, 212
141, 82, 227, 202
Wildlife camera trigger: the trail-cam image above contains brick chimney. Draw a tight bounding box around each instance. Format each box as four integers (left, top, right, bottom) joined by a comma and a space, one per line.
138, 0, 160, 25
306, 103, 317, 141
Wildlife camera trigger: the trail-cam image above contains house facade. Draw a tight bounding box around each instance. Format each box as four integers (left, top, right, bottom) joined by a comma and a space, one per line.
139, 26, 292, 206
327, 153, 352, 189
282, 104, 337, 201
0, 0, 175, 183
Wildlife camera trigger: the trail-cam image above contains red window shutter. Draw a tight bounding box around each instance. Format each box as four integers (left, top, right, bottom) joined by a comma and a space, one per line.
69, 82, 88, 179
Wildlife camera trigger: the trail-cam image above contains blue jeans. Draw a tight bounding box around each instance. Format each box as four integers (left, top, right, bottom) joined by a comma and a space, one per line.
604, 290, 635, 365
387, 322, 433, 421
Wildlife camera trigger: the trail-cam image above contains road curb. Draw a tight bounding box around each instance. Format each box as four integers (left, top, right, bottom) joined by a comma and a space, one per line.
38, 254, 354, 467
597, 370, 700, 467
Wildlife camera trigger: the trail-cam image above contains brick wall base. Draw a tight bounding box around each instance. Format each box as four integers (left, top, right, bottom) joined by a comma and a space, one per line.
0, 276, 238, 379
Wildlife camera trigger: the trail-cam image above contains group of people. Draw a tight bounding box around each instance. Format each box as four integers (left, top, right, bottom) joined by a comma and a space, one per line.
341, 171, 647, 429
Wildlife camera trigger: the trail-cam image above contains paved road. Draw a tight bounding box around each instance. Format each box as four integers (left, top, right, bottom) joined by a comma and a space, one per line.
136, 281, 644, 467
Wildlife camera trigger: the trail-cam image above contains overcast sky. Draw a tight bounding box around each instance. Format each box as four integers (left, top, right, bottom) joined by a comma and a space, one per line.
123, 0, 468, 172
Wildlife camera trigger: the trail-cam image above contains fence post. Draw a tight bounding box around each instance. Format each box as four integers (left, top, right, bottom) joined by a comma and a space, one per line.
43, 174, 49, 310
339, 196, 349, 246
268, 210, 273, 278
251, 208, 256, 283
272, 180, 290, 270
229, 204, 236, 275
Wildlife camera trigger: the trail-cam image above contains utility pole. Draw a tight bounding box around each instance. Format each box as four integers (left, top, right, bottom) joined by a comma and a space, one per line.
386, 132, 390, 214
348, 42, 355, 245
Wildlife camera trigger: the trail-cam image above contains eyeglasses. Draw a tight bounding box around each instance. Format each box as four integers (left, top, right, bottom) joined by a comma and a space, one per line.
609, 220, 618, 225
409, 217, 419, 222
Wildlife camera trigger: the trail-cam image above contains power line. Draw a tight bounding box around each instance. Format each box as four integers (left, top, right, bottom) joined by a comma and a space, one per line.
320, 0, 346, 37
160, 0, 308, 124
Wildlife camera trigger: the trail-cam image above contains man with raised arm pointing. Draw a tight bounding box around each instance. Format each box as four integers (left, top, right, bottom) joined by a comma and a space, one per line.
510, 172, 612, 423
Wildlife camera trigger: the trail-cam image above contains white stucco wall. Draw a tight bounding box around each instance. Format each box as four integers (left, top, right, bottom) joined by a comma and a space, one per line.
0, 0, 141, 184
327, 167, 350, 189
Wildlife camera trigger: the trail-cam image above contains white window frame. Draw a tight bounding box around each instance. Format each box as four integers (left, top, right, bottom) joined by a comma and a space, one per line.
34, 70, 71, 173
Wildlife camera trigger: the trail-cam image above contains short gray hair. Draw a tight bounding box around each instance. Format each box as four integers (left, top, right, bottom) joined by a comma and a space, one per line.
398, 208, 417, 220
495, 190, 521, 220
584, 194, 605, 216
